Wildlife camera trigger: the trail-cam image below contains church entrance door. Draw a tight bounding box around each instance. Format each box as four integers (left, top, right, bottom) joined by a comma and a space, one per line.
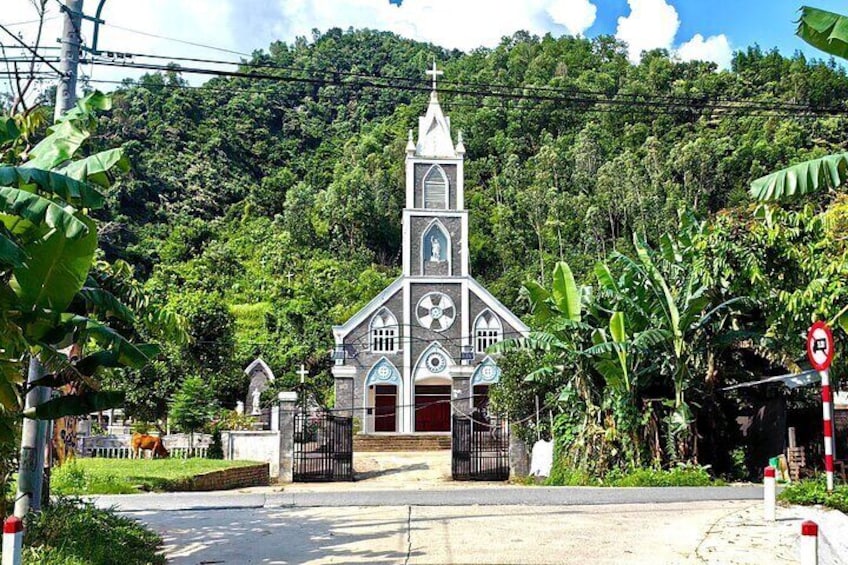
374, 385, 397, 432
415, 384, 451, 432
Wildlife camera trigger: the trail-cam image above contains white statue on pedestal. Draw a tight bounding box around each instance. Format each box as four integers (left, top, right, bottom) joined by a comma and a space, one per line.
251, 389, 261, 415
235, 401, 244, 415
430, 236, 441, 262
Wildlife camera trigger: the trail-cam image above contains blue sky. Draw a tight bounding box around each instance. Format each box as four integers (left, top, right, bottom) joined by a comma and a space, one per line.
4, 0, 848, 99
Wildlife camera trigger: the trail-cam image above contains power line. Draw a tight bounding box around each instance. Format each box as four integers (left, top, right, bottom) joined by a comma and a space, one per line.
0, 23, 64, 77
88, 49, 848, 115
101, 23, 251, 57
81, 58, 848, 119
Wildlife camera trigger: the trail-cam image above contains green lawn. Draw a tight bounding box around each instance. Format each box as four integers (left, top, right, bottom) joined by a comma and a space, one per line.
52, 458, 262, 495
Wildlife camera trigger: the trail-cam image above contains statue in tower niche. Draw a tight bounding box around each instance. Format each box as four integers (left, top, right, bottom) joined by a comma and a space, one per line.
430, 235, 442, 262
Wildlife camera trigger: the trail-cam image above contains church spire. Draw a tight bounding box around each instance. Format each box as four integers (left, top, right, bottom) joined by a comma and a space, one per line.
414, 61, 457, 159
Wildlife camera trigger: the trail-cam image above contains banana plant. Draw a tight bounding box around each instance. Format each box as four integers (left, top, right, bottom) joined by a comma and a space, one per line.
0, 92, 166, 424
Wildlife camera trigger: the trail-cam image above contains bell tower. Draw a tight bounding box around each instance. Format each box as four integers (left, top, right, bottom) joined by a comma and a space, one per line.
402, 63, 468, 279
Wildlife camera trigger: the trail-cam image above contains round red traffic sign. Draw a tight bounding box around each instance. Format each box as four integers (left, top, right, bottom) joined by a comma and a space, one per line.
807, 321, 834, 371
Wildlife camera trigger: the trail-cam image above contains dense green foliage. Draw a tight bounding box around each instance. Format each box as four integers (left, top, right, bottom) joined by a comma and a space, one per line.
23, 497, 164, 564
52, 458, 259, 494
84, 29, 848, 417
779, 479, 848, 512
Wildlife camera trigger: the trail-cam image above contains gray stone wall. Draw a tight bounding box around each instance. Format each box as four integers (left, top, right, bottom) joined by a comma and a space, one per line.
342, 288, 404, 429
413, 163, 458, 209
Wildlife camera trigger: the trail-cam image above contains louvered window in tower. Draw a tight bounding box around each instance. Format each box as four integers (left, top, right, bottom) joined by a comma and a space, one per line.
423, 166, 447, 209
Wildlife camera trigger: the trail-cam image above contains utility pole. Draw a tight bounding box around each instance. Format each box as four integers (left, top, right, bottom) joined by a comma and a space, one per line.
14, 0, 84, 518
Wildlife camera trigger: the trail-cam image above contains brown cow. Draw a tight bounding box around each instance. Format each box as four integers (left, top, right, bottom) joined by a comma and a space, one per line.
132, 433, 169, 459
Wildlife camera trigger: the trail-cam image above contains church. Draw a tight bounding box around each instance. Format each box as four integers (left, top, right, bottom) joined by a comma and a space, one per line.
331, 66, 529, 434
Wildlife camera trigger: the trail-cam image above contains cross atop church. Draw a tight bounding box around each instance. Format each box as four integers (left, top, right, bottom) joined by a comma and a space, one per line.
425, 61, 443, 91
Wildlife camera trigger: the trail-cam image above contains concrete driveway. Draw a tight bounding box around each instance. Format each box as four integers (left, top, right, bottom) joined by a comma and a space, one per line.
131, 501, 758, 564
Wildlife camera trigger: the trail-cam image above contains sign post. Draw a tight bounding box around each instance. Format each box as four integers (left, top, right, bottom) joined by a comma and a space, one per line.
807, 321, 835, 492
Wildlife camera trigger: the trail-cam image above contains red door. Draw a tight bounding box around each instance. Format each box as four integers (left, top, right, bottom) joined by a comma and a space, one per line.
415, 385, 451, 432
374, 385, 397, 432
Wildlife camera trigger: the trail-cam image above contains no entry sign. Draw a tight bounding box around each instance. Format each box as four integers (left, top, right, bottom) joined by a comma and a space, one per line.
807, 321, 834, 372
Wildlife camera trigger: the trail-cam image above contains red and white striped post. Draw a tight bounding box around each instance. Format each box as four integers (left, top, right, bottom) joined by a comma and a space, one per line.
2, 515, 23, 565
800, 520, 818, 565
807, 322, 835, 493
763, 466, 776, 521
821, 370, 835, 492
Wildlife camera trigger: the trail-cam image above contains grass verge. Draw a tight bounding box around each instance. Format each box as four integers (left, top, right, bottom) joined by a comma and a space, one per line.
545, 463, 724, 487
52, 458, 262, 494
778, 479, 848, 513
23, 497, 164, 564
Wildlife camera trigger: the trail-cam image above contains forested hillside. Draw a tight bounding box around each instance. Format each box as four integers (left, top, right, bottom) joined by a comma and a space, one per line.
91, 28, 848, 413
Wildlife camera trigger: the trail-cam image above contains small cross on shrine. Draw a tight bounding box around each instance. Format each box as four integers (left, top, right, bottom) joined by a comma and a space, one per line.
425, 61, 443, 91
297, 364, 308, 385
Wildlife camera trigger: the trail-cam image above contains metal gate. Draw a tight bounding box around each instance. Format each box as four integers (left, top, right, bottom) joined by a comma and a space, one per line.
293, 410, 353, 482
452, 412, 510, 481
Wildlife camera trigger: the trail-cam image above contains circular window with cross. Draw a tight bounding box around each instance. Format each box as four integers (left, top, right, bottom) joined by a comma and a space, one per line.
416, 292, 456, 331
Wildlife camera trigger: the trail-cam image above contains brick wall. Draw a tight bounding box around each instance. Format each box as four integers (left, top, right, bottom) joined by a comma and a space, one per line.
173, 463, 270, 492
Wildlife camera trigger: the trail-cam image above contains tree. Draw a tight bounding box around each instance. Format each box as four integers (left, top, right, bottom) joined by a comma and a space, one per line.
169, 376, 218, 453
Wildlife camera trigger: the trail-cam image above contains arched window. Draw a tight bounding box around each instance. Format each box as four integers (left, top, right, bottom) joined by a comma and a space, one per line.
423, 165, 448, 209
474, 310, 502, 354
370, 309, 398, 353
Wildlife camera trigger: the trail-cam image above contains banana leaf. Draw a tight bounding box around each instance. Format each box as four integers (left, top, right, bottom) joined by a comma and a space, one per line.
750, 152, 848, 201
0, 166, 104, 209
11, 215, 97, 312
551, 261, 582, 322
0, 186, 89, 239
24, 390, 124, 420
57, 148, 129, 189
796, 6, 848, 61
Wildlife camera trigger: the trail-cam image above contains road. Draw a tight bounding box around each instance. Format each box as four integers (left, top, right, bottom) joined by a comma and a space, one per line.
93, 485, 764, 512
126, 500, 762, 564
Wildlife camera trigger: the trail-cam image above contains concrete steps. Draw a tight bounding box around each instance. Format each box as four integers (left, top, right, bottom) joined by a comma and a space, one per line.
354, 434, 451, 451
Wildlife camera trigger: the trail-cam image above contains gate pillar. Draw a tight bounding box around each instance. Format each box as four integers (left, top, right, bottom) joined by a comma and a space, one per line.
449, 366, 473, 417
277, 391, 298, 482
332, 366, 356, 418
508, 423, 530, 479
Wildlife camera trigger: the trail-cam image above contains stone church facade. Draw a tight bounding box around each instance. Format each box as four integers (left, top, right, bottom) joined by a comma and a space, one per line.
332, 77, 529, 434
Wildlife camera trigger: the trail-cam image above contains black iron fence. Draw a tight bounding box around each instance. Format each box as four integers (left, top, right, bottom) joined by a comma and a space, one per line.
293, 409, 353, 482
452, 412, 510, 481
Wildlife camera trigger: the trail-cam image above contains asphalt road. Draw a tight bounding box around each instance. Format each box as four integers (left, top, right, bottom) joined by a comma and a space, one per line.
92, 485, 764, 512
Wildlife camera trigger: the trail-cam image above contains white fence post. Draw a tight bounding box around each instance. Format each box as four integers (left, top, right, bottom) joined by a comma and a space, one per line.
3, 515, 23, 565
800, 520, 818, 565
763, 466, 776, 522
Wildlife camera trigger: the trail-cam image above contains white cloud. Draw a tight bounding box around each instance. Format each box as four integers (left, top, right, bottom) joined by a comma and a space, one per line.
615, 0, 680, 63
677, 33, 733, 69
269, 0, 598, 52
546, 0, 598, 37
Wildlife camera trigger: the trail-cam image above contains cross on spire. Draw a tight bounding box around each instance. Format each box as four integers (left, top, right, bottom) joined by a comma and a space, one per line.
425, 61, 443, 91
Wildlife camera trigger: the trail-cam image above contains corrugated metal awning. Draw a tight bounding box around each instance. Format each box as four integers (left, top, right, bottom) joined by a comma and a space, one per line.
721, 370, 820, 392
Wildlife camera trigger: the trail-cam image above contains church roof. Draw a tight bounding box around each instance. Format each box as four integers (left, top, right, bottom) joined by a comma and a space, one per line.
415, 92, 457, 159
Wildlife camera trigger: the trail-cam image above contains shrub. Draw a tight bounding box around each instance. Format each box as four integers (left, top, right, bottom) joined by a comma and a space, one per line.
605, 464, 721, 487
23, 497, 164, 564
779, 479, 848, 512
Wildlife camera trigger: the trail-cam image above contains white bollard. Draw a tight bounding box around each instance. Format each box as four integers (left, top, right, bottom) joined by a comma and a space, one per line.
763, 466, 776, 521
2, 515, 23, 565
800, 520, 818, 565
